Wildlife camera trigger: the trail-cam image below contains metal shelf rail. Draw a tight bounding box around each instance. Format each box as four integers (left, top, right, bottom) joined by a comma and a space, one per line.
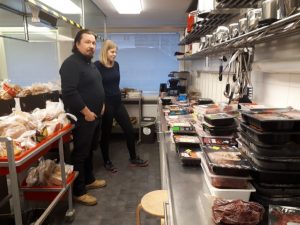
122, 97, 142, 144
179, 11, 300, 60
0, 124, 76, 225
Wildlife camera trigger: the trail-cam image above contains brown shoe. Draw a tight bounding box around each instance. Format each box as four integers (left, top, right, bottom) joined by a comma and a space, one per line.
86, 179, 106, 190
74, 193, 97, 206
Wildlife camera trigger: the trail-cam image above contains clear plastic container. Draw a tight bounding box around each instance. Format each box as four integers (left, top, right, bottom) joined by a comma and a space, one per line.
202, 168, 255, 201
201, 156, 250, 189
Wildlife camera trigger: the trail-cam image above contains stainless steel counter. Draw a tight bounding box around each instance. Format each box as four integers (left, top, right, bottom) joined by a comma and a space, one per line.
159, 130, 213, 225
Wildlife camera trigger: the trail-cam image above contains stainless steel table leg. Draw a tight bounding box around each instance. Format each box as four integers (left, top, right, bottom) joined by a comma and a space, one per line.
6, 139, 23, 225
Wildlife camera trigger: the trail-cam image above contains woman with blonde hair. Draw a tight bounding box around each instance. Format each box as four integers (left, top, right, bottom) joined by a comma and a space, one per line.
94, 40, 148, 173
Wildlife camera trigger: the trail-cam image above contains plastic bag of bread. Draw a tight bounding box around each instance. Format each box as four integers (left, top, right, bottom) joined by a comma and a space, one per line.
25, 159, 56, 186
0, 142, 23, 158
48, 164, 74, 186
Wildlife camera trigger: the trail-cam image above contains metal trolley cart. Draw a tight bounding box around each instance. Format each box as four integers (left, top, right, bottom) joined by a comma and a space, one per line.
0, 124, 77, 225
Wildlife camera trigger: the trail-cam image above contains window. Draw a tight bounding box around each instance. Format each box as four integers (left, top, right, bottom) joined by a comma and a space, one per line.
95, 33, 180, 95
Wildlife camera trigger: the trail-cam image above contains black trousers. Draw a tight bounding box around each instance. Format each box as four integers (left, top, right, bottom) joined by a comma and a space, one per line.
100, 102, 137, 163
72, 117, 101, 196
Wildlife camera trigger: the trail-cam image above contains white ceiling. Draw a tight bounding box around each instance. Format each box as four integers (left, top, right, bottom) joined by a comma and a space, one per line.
92, 0, 192, 32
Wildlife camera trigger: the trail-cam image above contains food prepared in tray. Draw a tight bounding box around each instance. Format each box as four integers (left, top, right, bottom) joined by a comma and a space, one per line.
180, 148, 201, 159
201, 137, 237, 146
203, 145, 251, 171
204, 113, 235, 126
173, 135, 200, 144
269, 205, 300, 225
201, 159, 249, 189
212, 199, 265, 225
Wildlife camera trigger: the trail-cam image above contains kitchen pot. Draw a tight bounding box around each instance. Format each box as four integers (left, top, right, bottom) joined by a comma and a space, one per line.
278, 0, 300, 18
247, 8, 262, 31
199, 36, 206, 50
229, 23, 239, 39
261, 0, 278, 24
212, 31, 217, 46
238, 18, 248, 35
204, 34, 213, 48
216, 26, 229, 43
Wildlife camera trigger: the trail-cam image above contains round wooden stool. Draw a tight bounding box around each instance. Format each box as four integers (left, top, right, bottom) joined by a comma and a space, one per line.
136, 190, 168, 225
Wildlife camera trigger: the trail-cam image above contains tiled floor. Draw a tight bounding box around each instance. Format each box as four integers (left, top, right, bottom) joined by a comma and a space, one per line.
50, 135, 161, 225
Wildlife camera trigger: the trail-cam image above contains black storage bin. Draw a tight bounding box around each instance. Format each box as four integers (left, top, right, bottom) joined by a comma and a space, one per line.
141, 117, 156, 143
0, 99, 14, 116
20, 94, 46, 112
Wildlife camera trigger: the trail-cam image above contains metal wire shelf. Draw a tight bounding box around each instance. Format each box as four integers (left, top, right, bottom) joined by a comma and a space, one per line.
178, 12, 300, 60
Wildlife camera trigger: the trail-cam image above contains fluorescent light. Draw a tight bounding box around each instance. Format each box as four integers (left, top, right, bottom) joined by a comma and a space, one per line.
38, 0, 82, 14
110, 0, 142, 14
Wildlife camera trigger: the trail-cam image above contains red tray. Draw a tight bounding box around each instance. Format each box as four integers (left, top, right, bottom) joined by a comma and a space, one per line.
0, 124, 73, 175
21, 171, 76, 201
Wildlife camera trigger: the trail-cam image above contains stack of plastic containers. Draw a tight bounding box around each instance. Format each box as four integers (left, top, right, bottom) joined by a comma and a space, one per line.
200, 137, 255, 201
202, 113, 237, 136
238, 109, 300, 208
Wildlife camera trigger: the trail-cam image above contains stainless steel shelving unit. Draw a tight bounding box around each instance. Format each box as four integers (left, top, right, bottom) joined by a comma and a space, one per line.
179, 12, 300, 60
122, 97, 142, 144
0, 125, 76, 225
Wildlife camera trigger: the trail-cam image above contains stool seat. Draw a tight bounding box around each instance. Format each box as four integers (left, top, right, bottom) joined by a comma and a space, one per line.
136, 190, 168, 225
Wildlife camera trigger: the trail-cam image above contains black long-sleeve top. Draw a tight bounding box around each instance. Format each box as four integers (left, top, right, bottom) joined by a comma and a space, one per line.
60, 51, 105, 118
94, 61, 121, 104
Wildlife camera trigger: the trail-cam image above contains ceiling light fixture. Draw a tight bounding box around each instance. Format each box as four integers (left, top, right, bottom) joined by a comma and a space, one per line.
110, 0, 142, 14
37, 0, 82, 14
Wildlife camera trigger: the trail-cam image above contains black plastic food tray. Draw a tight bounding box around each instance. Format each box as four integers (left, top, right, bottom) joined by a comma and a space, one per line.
250, 164, 300, 185
240, 122, 300, 145
251, 192, 300, 208
198, 98, 214, 105
201, 136, 238, 146
173, 134, 201, 146
252, 181, 300, 198
202, 145, 251, 177
239, 131, 300, 157
203, 122, 237, 136
177, 145, 201, 166
241, 112, 299, 131
204, 113, 235, 126
239, 139, 300, 171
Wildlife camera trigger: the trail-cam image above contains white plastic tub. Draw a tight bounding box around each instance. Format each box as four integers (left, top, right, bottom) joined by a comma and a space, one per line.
202, 169, 256, 201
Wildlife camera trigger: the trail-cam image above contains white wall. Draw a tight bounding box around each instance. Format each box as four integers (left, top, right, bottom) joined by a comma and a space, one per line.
188, 33, 300, 109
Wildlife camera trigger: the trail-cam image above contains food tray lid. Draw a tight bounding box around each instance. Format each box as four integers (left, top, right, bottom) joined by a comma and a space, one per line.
204, 113, 235, 121
201, 136, 238, 146
201, 154, 251, 180
173, 134, 201, 144
202, 145, 252, 170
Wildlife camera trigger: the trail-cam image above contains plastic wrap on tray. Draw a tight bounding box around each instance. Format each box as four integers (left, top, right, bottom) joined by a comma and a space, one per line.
173, 134, 200, 145
239, 131, 300, 157
240, 122, 300, 145
201, 136, 238, 146
237, 138, 300, 171
269, 205, 300, 225
242, 110, 300, 131
212, 198, 264, 225
202, 145, 251, 177
170, 122, 196, 134
204, 113, 235, 126
202, 122, 237, 136
177, 145, 201, 166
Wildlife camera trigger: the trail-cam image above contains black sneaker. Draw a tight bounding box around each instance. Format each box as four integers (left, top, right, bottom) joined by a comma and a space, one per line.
129, 157, 149, 167
104, 161, 118, 173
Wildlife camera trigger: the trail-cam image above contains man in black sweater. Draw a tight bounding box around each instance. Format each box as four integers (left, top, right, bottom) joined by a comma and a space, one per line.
60, 29, 105, 206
